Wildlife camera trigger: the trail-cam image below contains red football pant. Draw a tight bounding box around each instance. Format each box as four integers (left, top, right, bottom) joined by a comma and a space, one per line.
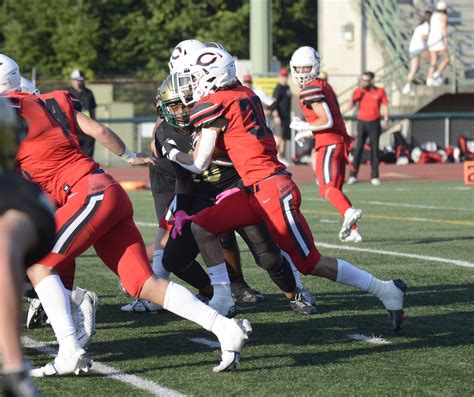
314, 143, 352, 218
39, 173, 152, 297
193, 174, 321, 275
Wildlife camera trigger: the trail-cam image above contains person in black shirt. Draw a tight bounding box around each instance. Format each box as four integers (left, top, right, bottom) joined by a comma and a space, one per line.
68, 69, 97, 158
272, 68, 292, 162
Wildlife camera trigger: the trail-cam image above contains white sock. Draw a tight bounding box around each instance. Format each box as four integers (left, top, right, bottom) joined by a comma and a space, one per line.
336, 259, 372, 291
35, 275, 81, 355
367, 277, 391, 300
163, 281, 218, 331
282, 250, 303, 289
208, 263, 230, 286
152, 250, 169, 279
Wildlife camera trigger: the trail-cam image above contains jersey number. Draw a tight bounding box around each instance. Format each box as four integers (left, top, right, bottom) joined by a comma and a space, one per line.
239, 97, 272, 139
45, 98, 71, 132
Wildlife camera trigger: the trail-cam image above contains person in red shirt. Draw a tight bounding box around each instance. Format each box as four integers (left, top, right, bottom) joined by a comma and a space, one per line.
1, 54, 252, 376
289, 46, 362, 243
348, 71, 389, 186
168, 47, 406, 333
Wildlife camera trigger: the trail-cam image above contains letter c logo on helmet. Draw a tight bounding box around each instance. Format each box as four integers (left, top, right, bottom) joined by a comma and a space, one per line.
196, 52, 222, 67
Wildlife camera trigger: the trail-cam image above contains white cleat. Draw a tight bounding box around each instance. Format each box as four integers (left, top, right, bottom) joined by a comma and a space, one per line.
341, 228, 363, 243
371, 178, 381, 186
339, 208, 363, 241
71, 287, 98, 348
30, 349, 92, 377
120, 299, 162, 313
379, 279, 407, 333
347, 176, 357, 185
209, 285, 236, 318
213, 318, 252, 372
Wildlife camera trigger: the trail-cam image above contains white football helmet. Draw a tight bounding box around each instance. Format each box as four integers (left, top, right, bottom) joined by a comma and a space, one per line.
176, 47, 236, 105
0, 54, 21, 93
20, 76, 40, 95
168, 39, 207, 74
290, 46, 321, 87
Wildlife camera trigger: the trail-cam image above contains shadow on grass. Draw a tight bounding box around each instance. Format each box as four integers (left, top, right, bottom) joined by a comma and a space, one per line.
83, 283, 473, 369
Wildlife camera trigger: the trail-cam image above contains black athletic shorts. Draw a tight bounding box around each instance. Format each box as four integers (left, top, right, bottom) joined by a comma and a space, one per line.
0, 174, 56, 267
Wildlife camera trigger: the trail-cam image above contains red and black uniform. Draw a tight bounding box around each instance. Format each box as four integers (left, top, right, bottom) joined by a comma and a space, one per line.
298, 78, 355, 217
8, 91, 152, 297
189, 86, 320, 275
350, 85, 388, 179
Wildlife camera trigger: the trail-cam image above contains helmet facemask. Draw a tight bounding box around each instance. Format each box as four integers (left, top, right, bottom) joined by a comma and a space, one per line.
158, 75, 193, 130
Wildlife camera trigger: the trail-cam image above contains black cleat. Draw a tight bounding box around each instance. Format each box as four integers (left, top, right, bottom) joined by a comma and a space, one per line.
289, 289, 317, 315
231, 282, 264, 304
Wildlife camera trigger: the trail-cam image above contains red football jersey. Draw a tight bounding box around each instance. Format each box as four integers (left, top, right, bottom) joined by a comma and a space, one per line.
190, 86, 285, 186
298, 79, 352, 150
9, 92, 98, 206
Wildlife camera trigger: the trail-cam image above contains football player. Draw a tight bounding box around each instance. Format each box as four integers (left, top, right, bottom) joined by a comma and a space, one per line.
0, 92, 55, 396
146, 75, 316, 316
168, 47, 406, 332
1, 54, 251, 375
289, 46, 363, 243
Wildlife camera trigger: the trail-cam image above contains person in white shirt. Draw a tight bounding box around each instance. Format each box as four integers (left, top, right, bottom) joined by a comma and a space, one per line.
426, 1, 450, 86
402, 10, 432, 95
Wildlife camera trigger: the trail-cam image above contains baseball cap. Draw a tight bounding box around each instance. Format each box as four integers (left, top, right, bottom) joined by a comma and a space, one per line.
70, 69, 85, 81
243, 74, 252, 83
279, 68, 288, 76
436, 1, 447, 11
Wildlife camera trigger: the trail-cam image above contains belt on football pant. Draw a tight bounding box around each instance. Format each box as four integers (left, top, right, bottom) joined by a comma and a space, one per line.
244, 170, 292, 194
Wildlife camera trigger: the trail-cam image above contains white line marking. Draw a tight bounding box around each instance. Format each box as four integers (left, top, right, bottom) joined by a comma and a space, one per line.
348, 333, 391, 345
189, 338, 220, 349
319, 219, 339, 223
135, 222, 474, 268
304, 197, 474, 212
317, 242, 474, 268
136, 221, 159, 227
22, 336, 186, 397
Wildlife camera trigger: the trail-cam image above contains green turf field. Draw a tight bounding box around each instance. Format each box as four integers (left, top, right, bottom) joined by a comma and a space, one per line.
20, 181, 474, 396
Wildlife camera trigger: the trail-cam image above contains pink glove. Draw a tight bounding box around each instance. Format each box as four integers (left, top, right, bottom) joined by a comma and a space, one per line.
170, 210, 195, 239
215, 187, 240, 204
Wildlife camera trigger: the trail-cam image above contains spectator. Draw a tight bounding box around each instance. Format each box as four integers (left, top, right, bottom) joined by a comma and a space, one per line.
242, 74, 275, 120
68, 69, 97, 157
348, 71, 389, 186
403, 10, 433, 95
426, 1, 450, 86
271, 68, 292, 161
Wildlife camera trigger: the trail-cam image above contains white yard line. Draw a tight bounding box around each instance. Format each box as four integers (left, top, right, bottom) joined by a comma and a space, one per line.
188, 338, 220, 349
305, 197, 474, 212
135, 221, 473, 268
317, 242, 474, 268
135, 222, 474, 267
22, 337, 186, 397
348, 333, 391, 345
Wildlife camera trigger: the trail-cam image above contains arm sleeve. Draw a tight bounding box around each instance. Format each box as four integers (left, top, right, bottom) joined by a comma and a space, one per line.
381, 89, 389, 105
352, 88, 362, 102
175, 128, 217, 174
